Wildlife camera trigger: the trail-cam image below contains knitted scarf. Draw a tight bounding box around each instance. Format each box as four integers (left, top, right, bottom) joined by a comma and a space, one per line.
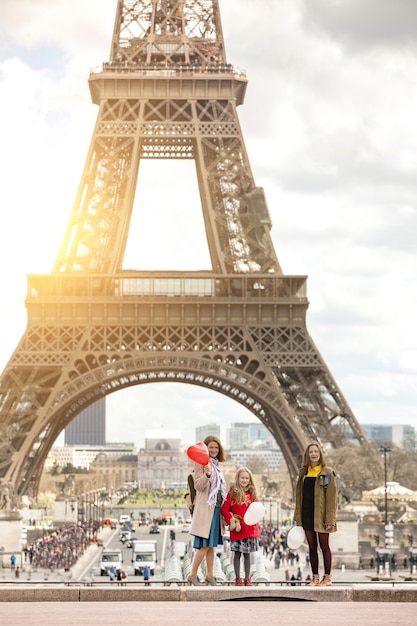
207, 457, 227, 508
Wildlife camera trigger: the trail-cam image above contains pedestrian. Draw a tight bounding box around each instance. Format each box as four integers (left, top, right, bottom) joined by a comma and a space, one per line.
10, 553, 16, 570
187, 435, 227, 586
108, 565, 116, 581
221, 467, 260, 586
143, 564, 151, 586
15, 566, 20, 579
269, 539, 275, 559
294, 442, 338, 586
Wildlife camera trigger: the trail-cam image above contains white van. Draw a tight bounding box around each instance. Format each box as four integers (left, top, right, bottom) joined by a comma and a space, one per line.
100, 549, 123, 576
132, 540, 157, 575
119, 514, 130, 525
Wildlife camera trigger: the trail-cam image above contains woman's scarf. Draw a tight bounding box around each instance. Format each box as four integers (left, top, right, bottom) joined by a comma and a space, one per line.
306, 464, 322, 477
207, 457, 227, 508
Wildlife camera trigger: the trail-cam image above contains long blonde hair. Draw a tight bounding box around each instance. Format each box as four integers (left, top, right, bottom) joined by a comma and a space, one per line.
229, 467, 258, 504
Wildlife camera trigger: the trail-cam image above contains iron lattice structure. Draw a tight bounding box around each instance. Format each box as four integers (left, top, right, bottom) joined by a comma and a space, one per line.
0, 0, 367, 498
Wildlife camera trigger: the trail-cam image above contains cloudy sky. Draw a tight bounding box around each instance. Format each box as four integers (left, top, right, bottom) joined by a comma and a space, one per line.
1, 0, 416, 450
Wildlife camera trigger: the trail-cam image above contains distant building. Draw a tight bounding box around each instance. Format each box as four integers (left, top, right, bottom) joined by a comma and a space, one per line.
65, 398, 106, 445
137, 430, 188, 489
226, 422, 279, 450
228, 448, 285, 471
195, 423, 221, 442
45, 442, 136, 471
91, 452, 138, 490
361, 424, 416, 450
227, 423, 250, 449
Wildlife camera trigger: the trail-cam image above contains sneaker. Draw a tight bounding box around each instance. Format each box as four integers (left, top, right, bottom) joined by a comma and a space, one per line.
235, 577, 244, 586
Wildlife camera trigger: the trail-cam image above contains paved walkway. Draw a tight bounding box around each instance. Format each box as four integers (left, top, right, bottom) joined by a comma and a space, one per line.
4, 600, 417, 626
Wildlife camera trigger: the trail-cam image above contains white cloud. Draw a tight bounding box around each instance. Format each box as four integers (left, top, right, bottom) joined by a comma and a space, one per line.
303, 0, 417, 50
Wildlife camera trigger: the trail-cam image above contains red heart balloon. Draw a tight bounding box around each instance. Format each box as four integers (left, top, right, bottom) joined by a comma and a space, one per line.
187, 442, 209, 466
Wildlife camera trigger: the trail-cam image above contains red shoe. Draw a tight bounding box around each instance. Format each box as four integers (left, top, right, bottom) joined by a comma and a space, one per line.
235, 578, 244, 586
244, 578, 253, 586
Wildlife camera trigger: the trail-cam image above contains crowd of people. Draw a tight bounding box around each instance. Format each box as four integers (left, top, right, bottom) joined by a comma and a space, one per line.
21, 523, 100, 571
258, 525, 301, 567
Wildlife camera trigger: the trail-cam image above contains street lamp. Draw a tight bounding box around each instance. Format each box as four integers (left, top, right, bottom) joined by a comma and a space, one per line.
379, 445, 391, 525
380, 444, 394, 562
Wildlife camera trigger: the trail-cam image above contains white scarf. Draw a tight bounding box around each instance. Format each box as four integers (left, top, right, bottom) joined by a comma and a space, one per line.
207, 457, 227, 508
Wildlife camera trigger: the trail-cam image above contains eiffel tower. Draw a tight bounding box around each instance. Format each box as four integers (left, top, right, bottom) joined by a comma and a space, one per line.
0, 0, 368, 498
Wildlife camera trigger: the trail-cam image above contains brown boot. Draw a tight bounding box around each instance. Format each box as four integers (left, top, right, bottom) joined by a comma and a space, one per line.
308, 574, 320, 586
319, 574, 332, 586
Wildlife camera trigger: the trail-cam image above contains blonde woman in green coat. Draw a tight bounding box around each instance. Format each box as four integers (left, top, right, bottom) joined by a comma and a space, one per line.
294, 442, 338, 586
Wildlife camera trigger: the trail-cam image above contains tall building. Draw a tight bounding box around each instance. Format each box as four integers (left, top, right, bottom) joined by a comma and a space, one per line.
195, 423, 221, 443
228, 448, 284, 471
361, 424, 416, 450
247, 423, 278, 448
226, 422, 278, 450
65, 398, 106, 445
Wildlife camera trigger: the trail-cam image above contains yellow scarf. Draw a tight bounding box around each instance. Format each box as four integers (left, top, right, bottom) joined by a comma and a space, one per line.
306, 464, 322, 477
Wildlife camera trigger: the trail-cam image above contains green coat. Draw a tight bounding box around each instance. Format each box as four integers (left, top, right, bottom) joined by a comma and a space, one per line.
294, 466, 338, 533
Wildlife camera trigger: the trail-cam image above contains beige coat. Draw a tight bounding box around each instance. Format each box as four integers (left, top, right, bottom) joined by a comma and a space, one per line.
189, 462, 226, 539
294, 466, 338, 533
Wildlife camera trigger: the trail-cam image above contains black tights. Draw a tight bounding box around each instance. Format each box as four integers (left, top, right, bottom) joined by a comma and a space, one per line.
304, 530, 332, 575
233, 551, 251, 579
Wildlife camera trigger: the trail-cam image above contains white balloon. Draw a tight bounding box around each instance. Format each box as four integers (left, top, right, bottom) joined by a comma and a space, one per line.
286, 526, 306, 550
243, 501, 266, 525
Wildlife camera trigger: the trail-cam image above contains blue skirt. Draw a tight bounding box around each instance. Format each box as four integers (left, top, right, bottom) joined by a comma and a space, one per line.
193, 507, 223, 549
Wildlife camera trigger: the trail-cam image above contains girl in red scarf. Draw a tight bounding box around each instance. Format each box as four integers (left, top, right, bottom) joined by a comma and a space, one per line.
221, 467, 260, 586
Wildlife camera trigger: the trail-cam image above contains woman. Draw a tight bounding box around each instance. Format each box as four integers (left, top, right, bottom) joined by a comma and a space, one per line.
294, 442, 338, 586
188, 435, 227, 586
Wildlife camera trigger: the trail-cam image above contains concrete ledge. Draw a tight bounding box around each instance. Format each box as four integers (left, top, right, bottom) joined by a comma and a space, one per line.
0, 587, 80, 602
350, 587, 417, 603
0, 585, 416, 602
